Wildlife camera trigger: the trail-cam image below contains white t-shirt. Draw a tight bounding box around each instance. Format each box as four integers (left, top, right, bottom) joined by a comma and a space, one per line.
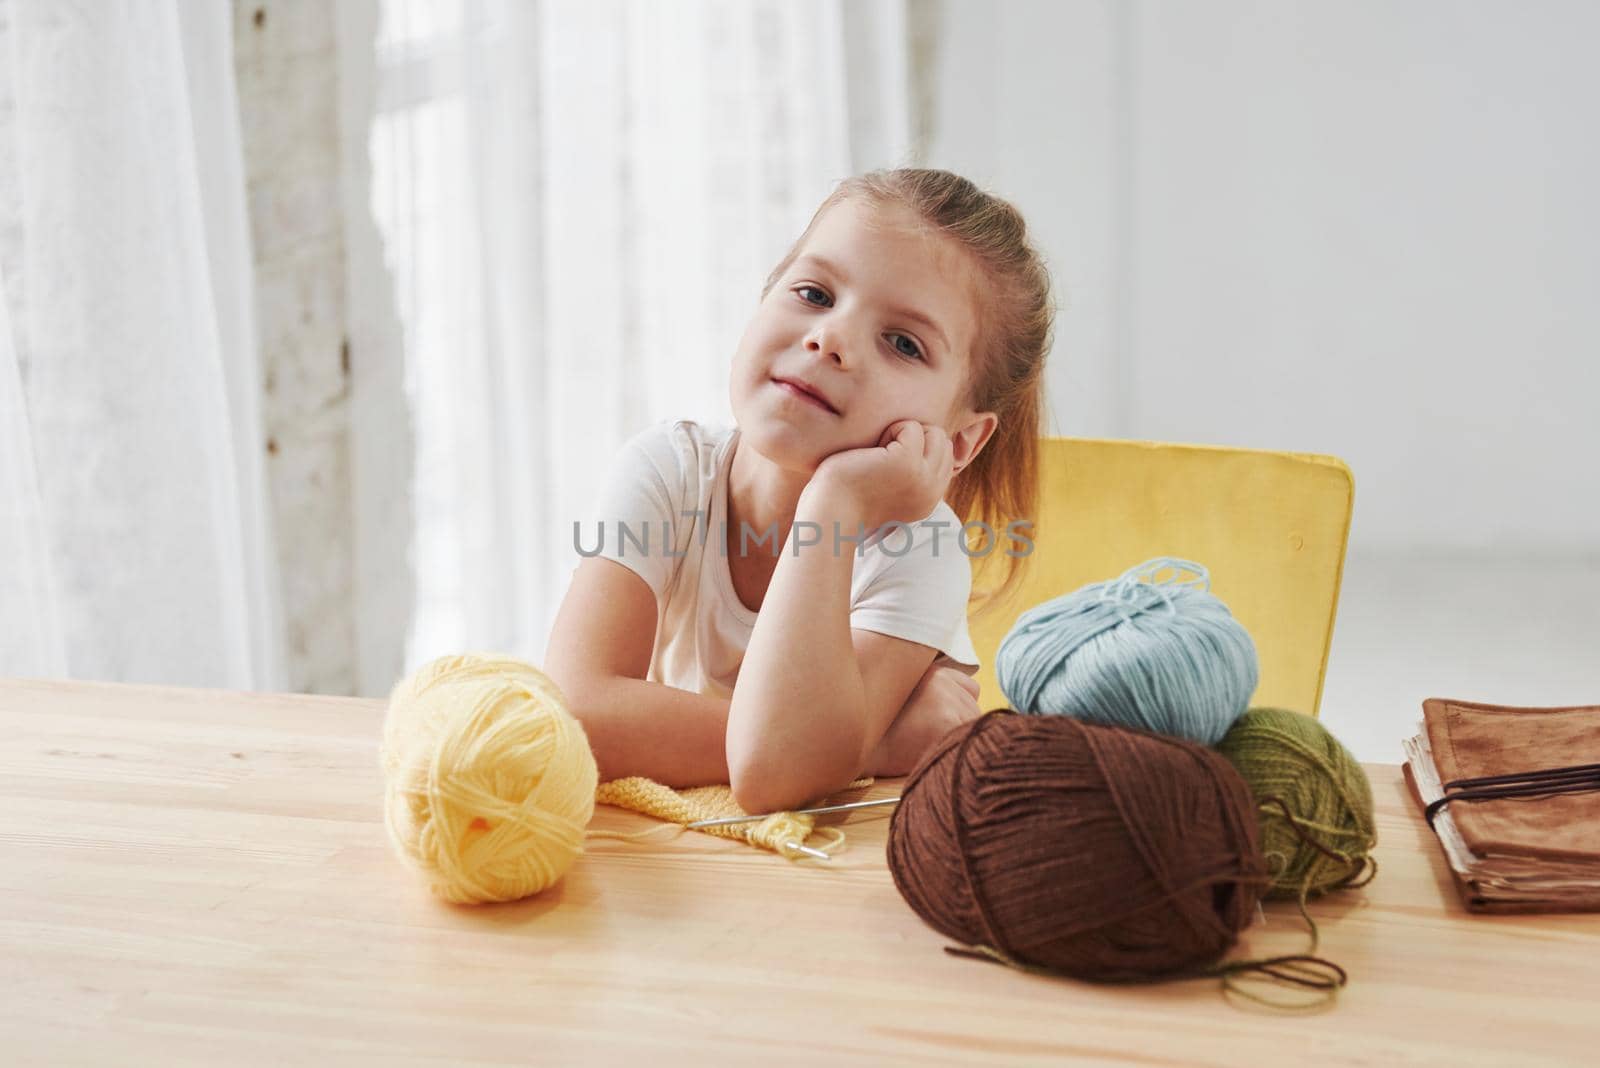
578, 419, 979, 699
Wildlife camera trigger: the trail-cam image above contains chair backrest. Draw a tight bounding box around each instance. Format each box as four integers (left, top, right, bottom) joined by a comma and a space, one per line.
967, 437, 1354, 718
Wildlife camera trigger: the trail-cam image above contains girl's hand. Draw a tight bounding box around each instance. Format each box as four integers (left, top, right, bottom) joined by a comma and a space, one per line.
805, 420, 956, 533
864, 659, 983, 778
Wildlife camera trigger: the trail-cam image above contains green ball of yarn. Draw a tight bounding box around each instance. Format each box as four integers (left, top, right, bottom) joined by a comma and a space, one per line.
1216, 707, 1377, 900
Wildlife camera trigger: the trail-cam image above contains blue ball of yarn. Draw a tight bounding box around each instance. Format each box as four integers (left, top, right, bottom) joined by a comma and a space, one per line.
995, 558, 1259, 745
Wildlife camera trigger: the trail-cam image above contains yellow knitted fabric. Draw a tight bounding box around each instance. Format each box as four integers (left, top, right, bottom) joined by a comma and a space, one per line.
588, 776, 875, 859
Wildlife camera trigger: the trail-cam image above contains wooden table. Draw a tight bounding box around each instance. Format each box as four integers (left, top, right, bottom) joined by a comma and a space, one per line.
4, 678, 1598, 1065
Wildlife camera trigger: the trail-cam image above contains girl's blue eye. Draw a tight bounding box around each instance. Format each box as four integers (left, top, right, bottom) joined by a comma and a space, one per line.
792, 283, 923, 361
889, 334, 923, 360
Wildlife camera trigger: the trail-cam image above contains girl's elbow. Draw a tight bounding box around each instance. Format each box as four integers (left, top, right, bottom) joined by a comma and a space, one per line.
729, 773, 776, 816
726, 744, 782, 813
728, 746, 860, 815
730, 770, 810, 817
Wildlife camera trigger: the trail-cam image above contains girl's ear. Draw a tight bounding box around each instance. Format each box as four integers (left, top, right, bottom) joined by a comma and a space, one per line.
951, 411, 999, 475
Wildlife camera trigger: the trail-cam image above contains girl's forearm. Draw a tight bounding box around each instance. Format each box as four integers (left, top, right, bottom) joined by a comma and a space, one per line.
725, 487, 869, 814
564, 675, 733, 788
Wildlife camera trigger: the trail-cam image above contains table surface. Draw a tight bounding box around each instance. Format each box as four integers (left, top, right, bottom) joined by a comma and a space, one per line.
3, 677, 1598, 1066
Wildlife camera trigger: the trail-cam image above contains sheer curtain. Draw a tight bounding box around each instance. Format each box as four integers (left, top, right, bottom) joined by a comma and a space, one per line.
342, 0, 915, 693
0, 0, 286, 689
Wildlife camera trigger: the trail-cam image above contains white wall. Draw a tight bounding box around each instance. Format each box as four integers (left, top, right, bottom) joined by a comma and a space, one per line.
234, 0, 358, 693
928, 0, 1600, 553
925, 0, 1125, 442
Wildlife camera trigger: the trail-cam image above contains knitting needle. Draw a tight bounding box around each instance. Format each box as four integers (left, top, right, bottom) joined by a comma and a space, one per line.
685, 796, 901, 829
780, 841, 834, 861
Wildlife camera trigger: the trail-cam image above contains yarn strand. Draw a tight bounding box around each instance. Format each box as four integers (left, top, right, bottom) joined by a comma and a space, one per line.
1259, 794, 1378, 896
1206, 801, 1369, 1010
1214, 954, 1348, 1011
939, 938, 1349, 1012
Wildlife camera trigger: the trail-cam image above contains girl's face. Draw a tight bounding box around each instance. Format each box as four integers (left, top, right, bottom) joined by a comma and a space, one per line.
729, 197, 988, 474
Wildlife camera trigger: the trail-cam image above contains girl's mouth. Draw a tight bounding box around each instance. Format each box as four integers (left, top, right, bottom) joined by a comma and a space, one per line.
771, 378, 838, 415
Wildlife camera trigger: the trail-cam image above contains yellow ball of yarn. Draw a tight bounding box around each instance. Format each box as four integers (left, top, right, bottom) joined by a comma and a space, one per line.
381, 653, 598, 904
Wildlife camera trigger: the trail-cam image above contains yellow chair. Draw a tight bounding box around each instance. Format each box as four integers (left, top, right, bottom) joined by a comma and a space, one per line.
968, 437, 1354, 718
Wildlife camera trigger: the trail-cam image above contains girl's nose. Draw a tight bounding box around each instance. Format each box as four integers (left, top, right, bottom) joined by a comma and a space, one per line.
805, 322, 849, 367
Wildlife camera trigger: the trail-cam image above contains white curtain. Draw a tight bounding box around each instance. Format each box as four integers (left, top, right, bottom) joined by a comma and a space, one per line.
343, 0, 915, 693
0, 0, 286, 689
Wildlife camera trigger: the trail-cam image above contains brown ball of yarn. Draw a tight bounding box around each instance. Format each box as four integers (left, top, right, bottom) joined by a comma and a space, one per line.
887, 710, 1269, 982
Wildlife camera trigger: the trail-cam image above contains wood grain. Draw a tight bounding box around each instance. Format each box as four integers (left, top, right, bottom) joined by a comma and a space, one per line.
3, 677, 1597, 1065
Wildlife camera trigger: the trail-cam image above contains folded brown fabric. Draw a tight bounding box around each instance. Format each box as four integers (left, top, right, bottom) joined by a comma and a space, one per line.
1423, 698, 1600, 864
1404, 761, 1600, 914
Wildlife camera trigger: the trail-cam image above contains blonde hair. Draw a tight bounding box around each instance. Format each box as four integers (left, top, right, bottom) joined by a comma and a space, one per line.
762, 168, 1055, 618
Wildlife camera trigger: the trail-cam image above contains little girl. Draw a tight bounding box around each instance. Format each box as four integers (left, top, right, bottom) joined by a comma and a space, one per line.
545, 168, 1052, 814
